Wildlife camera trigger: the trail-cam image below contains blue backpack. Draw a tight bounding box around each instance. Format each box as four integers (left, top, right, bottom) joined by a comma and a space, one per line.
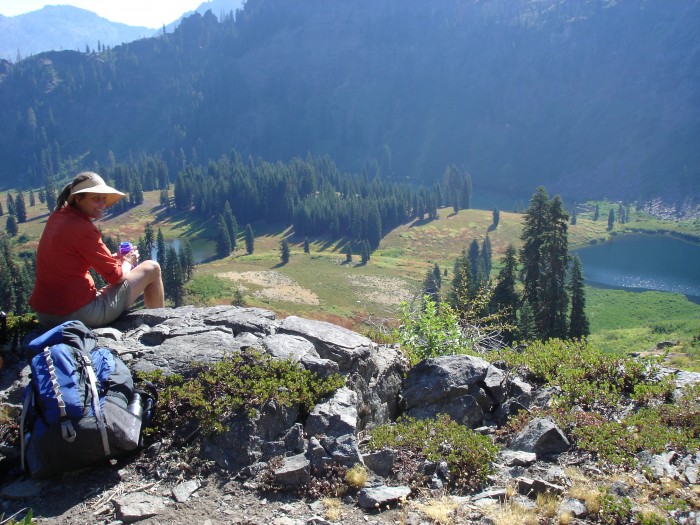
20, 320, 155, 478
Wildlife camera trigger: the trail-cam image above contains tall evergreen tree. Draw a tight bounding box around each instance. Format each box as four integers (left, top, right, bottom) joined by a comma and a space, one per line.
217, 215, 232, 257
447, 248, 473, 316
29, 189, 36, 207
0, 201, 4, 216
303, 236, 310, 254
361, 239, 370, 264
519, 186, 550, 314
568, 256, 590, 339
244, 224, 255, 254
164, 246, 185, 307
468, 239, 481, 285
517, 301, 537, 342
366, 204, 382, 250
280, 238, 290, 264
421, 264, 441, 305
481, 234, 492, 279
535, 195, 570, 339
179, 239, 195, 280
492, 207, 500, 228
593, 203, 600, 221
14, 192, 27, 223
344, 244, 352, 263
143, 222, 155, 260
491, 244, 519, 331
607, 208, 615, 230
156, 228, 166, 264
6, 215, 18, 237
223, 201, 238, 249
5, 194, 15, 217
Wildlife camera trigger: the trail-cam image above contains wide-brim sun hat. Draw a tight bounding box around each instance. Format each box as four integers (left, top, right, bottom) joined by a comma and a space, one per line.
68, 173, 125, 208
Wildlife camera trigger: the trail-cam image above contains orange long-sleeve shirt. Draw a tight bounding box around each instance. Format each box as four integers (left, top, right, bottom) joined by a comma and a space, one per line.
29, 206, 124, 315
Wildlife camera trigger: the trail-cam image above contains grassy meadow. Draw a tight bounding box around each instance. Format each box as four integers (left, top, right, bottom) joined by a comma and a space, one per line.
6, 190, 700, 369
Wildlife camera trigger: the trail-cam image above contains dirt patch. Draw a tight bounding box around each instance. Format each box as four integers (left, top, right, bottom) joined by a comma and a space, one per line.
218, 271, 320, 305
345, 275, 413, 307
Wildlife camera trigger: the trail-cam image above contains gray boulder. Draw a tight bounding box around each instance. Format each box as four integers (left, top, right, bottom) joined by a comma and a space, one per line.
402, 355, 492, 427
305, 387, 358, 438
279, 316, 372, 370
357, 485, 411, 509
509, 418, 570, 457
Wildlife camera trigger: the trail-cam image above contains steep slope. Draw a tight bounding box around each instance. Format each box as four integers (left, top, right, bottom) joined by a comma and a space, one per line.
0, 0, 698, 202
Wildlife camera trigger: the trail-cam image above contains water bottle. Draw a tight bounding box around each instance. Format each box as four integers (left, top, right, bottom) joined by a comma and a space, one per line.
119, 241, 133, 256
127, 392, 143, 420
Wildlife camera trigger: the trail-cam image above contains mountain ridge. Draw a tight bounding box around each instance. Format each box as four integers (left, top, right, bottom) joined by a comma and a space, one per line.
0, 0, 698, 203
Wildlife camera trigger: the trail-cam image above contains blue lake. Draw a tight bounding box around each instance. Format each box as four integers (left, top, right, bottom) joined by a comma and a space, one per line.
574, 234, 700, 300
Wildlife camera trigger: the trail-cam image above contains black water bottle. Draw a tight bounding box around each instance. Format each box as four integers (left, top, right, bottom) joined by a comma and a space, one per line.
128, 392, 143, 420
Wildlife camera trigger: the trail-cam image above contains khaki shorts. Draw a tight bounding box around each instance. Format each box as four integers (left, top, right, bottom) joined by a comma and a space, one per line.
36, 280, 131, 329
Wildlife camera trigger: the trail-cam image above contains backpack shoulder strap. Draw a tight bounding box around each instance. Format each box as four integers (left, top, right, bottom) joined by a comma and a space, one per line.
80, 352, 111, 457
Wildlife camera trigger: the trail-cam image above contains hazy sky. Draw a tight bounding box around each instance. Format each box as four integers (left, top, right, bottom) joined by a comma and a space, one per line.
0, 1, 204, 28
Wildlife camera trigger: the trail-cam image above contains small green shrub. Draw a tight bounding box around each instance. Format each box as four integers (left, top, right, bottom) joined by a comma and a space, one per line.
140, 350, 345, 437
395, 298, 469, 365
598, 490, 634, 525
367, 414, 499, 491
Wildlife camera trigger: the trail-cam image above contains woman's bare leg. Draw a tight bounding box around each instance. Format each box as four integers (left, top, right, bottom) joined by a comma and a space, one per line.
125, 260, 165, 308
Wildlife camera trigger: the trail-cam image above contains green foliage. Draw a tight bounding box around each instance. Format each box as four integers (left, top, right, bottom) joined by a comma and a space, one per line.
598, 490, 633, 525
488, 339, 668, 411
1, 509, 34, 525
367, 414, 498, 491
395, 297, 469, 365
139, 350, 345, 437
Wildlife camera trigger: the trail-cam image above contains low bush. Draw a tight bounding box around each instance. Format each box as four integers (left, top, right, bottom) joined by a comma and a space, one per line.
140, 349, 345, 437
367, 414, 499, 492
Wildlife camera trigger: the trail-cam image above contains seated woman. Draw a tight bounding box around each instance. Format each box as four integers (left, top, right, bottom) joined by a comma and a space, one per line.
30, 171, 165, 328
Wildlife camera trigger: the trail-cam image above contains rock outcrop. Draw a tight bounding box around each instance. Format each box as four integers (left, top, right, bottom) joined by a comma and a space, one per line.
1, 306, 699, 525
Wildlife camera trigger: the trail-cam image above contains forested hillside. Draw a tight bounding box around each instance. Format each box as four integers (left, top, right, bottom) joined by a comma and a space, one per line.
1, 0, 698, 203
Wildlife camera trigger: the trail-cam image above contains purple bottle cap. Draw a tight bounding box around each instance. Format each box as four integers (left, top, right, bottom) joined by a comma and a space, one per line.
119, 241, 133, 255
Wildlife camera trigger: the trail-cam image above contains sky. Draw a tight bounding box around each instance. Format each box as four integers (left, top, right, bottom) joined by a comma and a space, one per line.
0, 1, 205, 28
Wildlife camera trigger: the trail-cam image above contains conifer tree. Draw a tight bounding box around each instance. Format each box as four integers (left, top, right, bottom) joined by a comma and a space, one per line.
164, 246, 185, 307
0, 201, 3, 216
535, 195, 570, 339
223, 201, 238, 249
491, 244, 519, 331
607, 208, 615, 230
421, 265, 441, 306
6, 215, 18, 237
29, 189, 36, 207
6, 194, 15, 217
593, 203, 600, 221
481, 234, 492, 279
447, 248, 473, 316
303, 237, 310, 254
361, 239, 370, 264
468, 239, 481, 285
14, 192, 27, 223
280, 238, 290, 264
519, 186, 550, 315
179, 239, 195, 280
244, 224, 255, 254
344, 244, 352, 263
144, 222, 155, 259
492, 207, 500, 228
517, 301, 537, 341
217, 215, 232, 258
568, 256, 590, 339
156, 228, 166, 264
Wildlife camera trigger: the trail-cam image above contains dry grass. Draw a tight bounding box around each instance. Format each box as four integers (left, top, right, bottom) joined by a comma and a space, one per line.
345, 465, 369, 489
558, 510, 574, 525
482, 501, 539, 525
566, 467, 601, 515
321, 497, 342, 521
411, 496, 459, 525
535, 492, 559, 519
